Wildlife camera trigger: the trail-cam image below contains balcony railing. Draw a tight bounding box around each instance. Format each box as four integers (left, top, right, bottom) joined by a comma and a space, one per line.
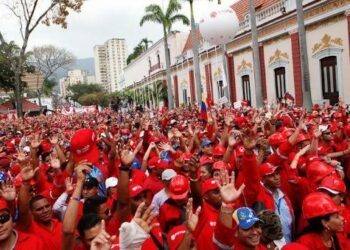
239, 0, 287, 31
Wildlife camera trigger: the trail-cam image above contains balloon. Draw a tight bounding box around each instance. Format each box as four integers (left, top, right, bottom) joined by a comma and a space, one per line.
199, 3, 240, 46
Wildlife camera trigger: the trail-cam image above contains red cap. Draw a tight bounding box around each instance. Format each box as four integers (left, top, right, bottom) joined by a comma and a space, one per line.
169, 175, 189, 200
235, 145, 245, 157
156, 160, 169, 169
183, 153, 192, 161
149, 136, 161, 143
213, 145, 226, 156
0, 199, 8, 211
212, 161, 228, 171
313, 104, 320, 110
121, 128, 130, 135
302, 192, 340, 219
147, 156, 159, 169
167, 225, 187, 250
259, 163, 279, 178
41, 140, 52, 153
306, 161, 334, 184
318, 175, 346, 194
129, 184, 144, 198
199, 155, 214, 166
202, 178, 219, 195
268, 132, 286, 146
343, 125, 350, 137
70, 128, 99, 163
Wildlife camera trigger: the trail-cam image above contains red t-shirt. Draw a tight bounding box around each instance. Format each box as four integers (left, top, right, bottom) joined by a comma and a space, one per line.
14, 230, 45, 250
27, 219, 63, 250
193, 202, 219, 250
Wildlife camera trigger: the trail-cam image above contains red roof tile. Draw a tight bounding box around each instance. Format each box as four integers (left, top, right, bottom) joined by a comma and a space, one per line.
0, 99, 41, 113
182, 28, 203, 54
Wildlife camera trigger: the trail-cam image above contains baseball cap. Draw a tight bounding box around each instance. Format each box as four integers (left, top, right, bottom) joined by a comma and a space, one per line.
129, 184, 144, 198
105, 177, 118, 189
167, 225, 187, 250
148, 156, 159, 169
232, 207, 261, 230
199, 155, 214, 166
161, 169, 177, 181
202, 178, 219, 195
201, 139, 213, 148
156, 160, 169, 169
235, 145, 245, 157
259, 163, 279, 178
70, 128, 99, 164
169, 175, 189, 200
83, 177, 99, 189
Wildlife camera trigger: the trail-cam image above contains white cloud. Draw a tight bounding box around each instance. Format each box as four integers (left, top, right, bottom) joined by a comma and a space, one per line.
0, 0, 240, 58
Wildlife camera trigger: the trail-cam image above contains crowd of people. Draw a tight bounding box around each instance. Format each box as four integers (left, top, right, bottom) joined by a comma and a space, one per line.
0, 100, 350, 250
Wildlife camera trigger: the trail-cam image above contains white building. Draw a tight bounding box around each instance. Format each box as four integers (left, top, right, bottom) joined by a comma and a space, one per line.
94, 38, 127, 93
122, 0, 350, 108
59, 69, 95, 97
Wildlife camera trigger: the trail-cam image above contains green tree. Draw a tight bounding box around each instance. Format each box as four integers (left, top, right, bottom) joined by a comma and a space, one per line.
67, 83, 104, 103
140, 0, 189, 109
78, 92, 110, 108
140, 38, 153, 50
1, 0, 84, 117
0, 37, 32, 93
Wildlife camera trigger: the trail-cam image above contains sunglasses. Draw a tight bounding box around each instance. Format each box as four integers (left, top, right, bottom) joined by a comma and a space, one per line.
0, 213, 10, 224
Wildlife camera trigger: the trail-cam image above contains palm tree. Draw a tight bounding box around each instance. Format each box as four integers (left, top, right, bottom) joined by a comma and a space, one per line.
140, 38, 153, 51
140, 0, 189, 109
296, 0, 312, 109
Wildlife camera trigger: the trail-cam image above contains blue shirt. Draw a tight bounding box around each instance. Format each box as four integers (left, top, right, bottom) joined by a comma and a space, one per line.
272, 189, 292, 243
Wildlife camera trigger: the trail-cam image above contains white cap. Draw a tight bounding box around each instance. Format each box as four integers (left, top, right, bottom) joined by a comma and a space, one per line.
161, 169, 177, 181
23, 146, 31, 153
105, 177, 118, 189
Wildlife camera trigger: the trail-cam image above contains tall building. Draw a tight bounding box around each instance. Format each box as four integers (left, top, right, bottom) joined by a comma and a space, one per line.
59, 69, 95, 97
94, 38, 127, 93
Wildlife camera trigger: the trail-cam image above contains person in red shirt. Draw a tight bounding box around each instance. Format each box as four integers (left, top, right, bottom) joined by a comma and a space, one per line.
143, 159, 166, 200
0, 199, 45, 250
16, 165, 63, 250
158, 175, 189, 232
297, 192, 348, 250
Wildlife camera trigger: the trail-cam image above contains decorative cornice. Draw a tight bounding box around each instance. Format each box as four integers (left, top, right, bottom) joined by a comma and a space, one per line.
269, 49, 289, 65
237, 59, 252, 72
312, 34, 343, 54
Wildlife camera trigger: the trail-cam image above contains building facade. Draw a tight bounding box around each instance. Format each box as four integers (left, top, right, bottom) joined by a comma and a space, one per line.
59, 69, 95, 97
121, 0, 350, 108
94, 38, 127, 93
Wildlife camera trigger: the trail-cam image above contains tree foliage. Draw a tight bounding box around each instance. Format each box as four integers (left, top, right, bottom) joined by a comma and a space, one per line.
78, 92, 110, 107
29, 45, 76, 80
1, 0, 84, 116
67, 83, 104, 103
127, 38, 153, 65
140, 0, 189, 109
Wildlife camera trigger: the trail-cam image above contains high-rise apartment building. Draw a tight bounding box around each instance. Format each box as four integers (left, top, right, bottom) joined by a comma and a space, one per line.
94, 38, 127, 92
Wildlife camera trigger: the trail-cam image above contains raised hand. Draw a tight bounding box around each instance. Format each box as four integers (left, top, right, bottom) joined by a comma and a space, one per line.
50, 156, 61, 169
228, 134, 238, 147
31, 133, 42, 149
50, 135, 59, 145
132, 202, 158, 233
20, 166, 39, 182
241, 131, 257, 150
65, 177, 74, 195
74, 161, 91, 182
120, 149, 134, 167
159, 142, 172, 152
186, 198, 201, 232
0, 182, 16, 201
90, 220, 116, 250
188, 154, 199, 174
217, 169, 245, 204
